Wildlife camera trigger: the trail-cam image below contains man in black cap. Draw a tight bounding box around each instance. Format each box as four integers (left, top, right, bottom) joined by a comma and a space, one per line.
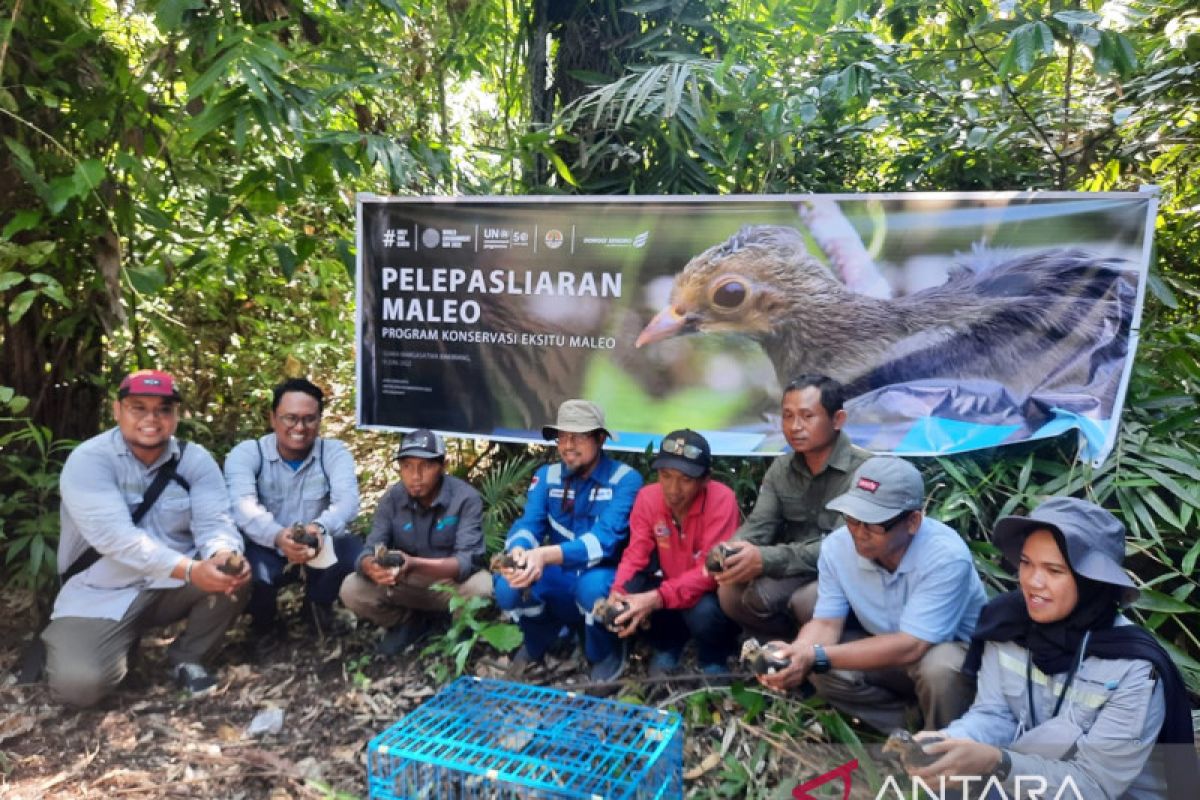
608, 430, 741, 675
759, 456, 985, 732
339, 429, 489, 655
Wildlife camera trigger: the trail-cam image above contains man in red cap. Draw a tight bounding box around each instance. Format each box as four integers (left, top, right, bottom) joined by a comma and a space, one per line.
41, 369, 250, 706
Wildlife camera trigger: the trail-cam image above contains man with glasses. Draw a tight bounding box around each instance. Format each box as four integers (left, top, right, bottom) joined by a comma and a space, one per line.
757, 456, 985, 732
43, 370, 250, 705
716, 374, 870, 639
339, 429, 490, 655
608, 430, 740, 676
224, 378, 361, 651
493, 400, 643, 684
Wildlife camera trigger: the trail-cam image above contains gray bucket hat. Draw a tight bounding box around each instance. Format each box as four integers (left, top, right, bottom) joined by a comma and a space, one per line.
542, 399, 615, 441
826, 456, 924, 524
993, 497, 1138, 605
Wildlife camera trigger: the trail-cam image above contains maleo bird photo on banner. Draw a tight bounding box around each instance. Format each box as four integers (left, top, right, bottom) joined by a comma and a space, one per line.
357, 192, 1154, 464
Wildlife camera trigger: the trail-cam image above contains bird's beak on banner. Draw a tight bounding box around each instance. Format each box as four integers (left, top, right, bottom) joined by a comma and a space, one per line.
635, 306, 687, 347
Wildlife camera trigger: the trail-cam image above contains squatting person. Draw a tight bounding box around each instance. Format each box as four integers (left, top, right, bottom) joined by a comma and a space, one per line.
339, 429, 490, 655
43, 369, 250, 705
493, 399, 643, 683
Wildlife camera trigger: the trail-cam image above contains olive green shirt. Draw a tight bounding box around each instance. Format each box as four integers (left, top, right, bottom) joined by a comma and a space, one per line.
732, 432, 871, 579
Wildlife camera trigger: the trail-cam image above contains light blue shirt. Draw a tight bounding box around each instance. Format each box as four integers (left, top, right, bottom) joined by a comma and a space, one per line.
224, 434, 360, 549
54, 428, 242, 621
812, 516, 985, 643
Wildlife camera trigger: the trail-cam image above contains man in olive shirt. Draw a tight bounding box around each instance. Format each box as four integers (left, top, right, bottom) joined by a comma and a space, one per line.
715, 375, 870, 639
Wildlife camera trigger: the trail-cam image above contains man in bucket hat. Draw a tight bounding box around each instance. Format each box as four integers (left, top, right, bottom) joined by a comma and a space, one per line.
340, 429, 490, 656
494, 400, 643, 684
41, 369, 250, 705
758, 456, 986, 732
608, 429, 740, 676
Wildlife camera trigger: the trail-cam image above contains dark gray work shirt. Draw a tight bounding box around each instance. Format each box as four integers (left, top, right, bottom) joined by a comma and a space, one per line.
361, 474, 484, 582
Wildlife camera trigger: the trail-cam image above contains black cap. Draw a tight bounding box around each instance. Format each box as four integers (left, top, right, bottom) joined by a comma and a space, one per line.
394, 428, 445, 460
651, 429, 711, 478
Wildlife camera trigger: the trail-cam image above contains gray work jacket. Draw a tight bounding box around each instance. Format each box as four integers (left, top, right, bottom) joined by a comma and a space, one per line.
945, 622, 1168, 799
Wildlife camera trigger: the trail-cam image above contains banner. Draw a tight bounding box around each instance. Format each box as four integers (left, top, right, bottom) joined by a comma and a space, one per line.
357, 192, 1156, 464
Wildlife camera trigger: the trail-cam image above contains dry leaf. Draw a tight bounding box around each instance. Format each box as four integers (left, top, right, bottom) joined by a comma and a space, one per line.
216, 722, 241, 742
683, 752, 721, 780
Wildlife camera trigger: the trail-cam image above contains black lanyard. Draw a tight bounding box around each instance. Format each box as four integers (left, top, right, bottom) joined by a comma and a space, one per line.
1026, 629, 1091, 728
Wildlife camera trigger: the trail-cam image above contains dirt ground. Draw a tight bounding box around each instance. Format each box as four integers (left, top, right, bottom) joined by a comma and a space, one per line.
0, 585, 853, 800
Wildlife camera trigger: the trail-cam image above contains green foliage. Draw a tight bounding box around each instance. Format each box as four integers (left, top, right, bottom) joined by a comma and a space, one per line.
472, 447, 540, 555
0, 387, 73, 598
419, 588, 521, 683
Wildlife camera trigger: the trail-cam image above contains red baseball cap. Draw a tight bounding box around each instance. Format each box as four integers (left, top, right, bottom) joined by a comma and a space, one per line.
118, 369, 182, 401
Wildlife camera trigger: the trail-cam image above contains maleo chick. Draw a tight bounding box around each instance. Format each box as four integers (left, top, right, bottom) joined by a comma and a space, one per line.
636, 226, 1134, 405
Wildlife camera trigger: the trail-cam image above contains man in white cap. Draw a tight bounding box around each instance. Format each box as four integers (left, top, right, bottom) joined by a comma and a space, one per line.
42, 369, 250, 705
493, 399, 643, 683
758, 456, 985, 732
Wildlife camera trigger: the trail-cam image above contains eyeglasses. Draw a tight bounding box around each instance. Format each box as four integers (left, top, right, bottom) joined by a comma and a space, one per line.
120, 401, 178, 420
556, 431, 594, 446
278, 413, 321, 429
845, 511, 911, 536
660, 438, 704, 460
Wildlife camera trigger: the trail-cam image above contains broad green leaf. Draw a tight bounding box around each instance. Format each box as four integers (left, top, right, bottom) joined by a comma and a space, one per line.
547, 151, 578, 187
73, 159, 105, 192
275, 244, 298, 280
127, 264, 167, 294
7, 289, 37, 324
1133, 589, 1197, 615
2, 210, 42, 241
479, 623, 522, 652
3, 136, 35, 171
156, 0, 206, 30
46, 176, 80, 215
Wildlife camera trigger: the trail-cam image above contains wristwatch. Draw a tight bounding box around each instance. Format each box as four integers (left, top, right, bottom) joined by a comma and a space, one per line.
812, 644, 831, 674
992, 749, 1012, 780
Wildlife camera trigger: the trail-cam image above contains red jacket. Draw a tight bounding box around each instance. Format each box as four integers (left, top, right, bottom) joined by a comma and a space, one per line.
613, 480, 739, 610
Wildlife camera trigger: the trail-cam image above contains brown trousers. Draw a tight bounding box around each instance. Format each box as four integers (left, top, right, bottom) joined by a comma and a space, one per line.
809, 632, 974, 732
42, 584, 249, 708
718, 577, 819, 640
339, 570, 493, 629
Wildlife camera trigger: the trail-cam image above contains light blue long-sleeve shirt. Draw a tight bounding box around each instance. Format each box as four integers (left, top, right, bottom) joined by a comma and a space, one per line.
223, 434, 360, 549
54, 428, 242, 621
944, 630, 1168, 799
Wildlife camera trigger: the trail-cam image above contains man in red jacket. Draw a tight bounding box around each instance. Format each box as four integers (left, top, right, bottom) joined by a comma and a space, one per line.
608, 429, 740, 675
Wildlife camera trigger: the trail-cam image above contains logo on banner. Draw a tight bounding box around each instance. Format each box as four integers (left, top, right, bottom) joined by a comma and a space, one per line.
544, 229, 564, 249
382, 228, 411, 249
580, 230, 652, 249
422, 227, 441, 248
482, 227, 531, 250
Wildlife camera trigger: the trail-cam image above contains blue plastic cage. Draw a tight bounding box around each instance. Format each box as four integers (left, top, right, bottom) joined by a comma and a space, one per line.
366, 677, 684, 799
